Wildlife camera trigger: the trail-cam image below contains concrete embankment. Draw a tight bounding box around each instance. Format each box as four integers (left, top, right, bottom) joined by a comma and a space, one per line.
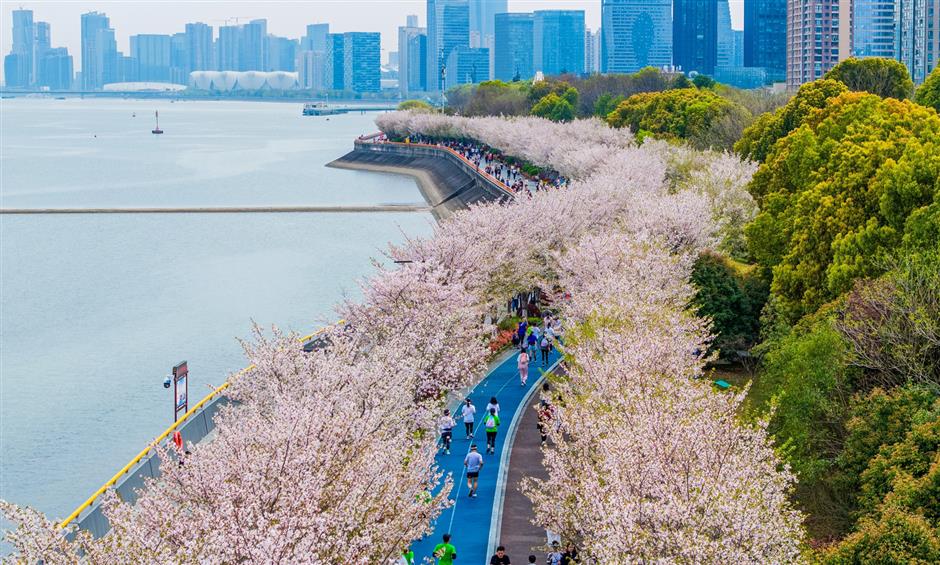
328, 142, 511, 220
0, 205, 430, 215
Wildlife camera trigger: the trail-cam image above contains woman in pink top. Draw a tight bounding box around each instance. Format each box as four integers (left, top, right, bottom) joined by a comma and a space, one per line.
517, 347, 530, 386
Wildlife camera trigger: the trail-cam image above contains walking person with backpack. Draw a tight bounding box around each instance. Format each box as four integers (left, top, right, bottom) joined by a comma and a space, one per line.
484, 407, 500, 454
518, 347, 530, 386
439, 408, 456, 455
540, 335, 551, 367
464, 444, 484, 497
461, 398, 476, 439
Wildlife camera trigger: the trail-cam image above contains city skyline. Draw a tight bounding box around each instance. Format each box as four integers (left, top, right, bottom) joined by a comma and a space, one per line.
0, 1, 746, 82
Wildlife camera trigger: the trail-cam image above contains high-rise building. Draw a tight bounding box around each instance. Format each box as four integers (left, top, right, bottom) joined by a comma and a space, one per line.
38, 47, 72, 89
266, 35, 298, 71
534, 10, 585, 76
185, 23, 213, 73
297, 49, 329, 89
786, 0, 852, 88
328, 33, 345, 90
745, 0, 787, 81
601, 0, 672, 73
853, 0, 897, 58
897, 0, 940, 84
303, 23, 330, 52
170, 32, 187, 83
732, 30, 744, 67
10, 9, 34, 86
35, 22, 51, 53
445, 46, 489, 89
407, 14, 420, 28
218, 25, 240, 70
585, 28, 601, 74
131, 34, 172, 82
427, 0, 470, 93
673, 0, 718, 75
81, 12, 118, 89
399, 19, 428, 95
343, 32, 381, 93
494, 12, 534, 81
241, 19, 267, 71
717, 0, 734, 70
469, 0, 506, 42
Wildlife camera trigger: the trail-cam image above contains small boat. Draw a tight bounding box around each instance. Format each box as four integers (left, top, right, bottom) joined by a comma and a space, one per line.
302, 102, 343, 116
151, 111, 163, 134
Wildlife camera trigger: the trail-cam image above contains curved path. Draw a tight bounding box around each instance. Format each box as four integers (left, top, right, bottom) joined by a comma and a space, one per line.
410, 348, 560, 564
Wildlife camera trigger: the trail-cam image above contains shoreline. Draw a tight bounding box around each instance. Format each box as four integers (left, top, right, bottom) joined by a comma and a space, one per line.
0, 205, 431, 215
327, 160, 451, 220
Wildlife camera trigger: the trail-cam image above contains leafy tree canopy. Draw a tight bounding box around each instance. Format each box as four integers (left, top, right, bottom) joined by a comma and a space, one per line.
530, 92, 576, 122
735, 79, 848, 162
690, 252, 768, 356
915, 65, 940, 113
397, 99, 433, 111
692, 74, 716, 89
744, 92, 940, 320
825, 57, 915, 100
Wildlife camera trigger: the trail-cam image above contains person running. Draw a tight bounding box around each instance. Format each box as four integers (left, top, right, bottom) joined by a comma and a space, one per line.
489, 545, 512, 565
399, 547, 415, 565
486, 396, 500, 417
464, 444, 484, 497
537, 400, 554, 446
540, 335, 551, 366
439, 408, 456, 455
484, 408, 500, 454
461, 398, 476, 439
433, 533, 457, 565
517, 348, 530, 386
546, 541, 563, 565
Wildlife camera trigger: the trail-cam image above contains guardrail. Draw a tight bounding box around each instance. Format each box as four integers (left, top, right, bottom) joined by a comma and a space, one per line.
355, 135, 516, 199
58, 323, 340, 537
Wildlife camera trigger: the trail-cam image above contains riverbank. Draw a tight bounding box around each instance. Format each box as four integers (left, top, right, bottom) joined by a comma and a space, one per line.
0, 205, 430, 214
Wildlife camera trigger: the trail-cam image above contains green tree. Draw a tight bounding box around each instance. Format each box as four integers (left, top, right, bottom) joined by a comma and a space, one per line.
692, 74, 716, 89
670, 74, 693, 89
915, 65, 940, 113
744, 92, 940, 320
734, 79, 848, 162
819, 509, 940, 565
690, 252, 768, 356
397, 99, 433, 111
593, 93, 625, 118
462, 80, 530, 116
825, 57, 915, 100
606, 87, 747, 149
531, 92, 575, 122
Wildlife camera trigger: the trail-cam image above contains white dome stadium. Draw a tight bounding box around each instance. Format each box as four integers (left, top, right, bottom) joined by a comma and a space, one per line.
189, 71, 300, 92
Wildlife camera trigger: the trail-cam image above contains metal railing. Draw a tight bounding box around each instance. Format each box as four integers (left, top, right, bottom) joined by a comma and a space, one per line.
58, 323, 340, 534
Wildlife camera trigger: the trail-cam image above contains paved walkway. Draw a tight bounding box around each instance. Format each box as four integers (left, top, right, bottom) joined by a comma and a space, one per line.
410, 347, 560, 564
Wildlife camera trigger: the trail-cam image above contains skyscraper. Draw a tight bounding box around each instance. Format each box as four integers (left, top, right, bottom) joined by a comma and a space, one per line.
343, 32, 381, 93
241, 19, 267, 71
601, 0, 672, 73
494, 12, 534, 81
185, 23, 213, 73
427, 0, 470, 93
38, 47, 72, 89
328, 33, 345, 90
399, 17, 428, 95
786, 0, 852, 88
445, 46, 489, 89
673, 0, 718, 75
897, 0, 940, 84
297, 50, 329, 89
131, 34, 172, 82
81, 11, 117, 89
534, 10, 586, 76
469, 0, 506, 42
744, 0, 787, 81
717, 0, 734, 70
218, 25, 240, 70
5, 9, 34, 87
585, 29, 601, 74
303, 24, 330, 52
266, 35, 298, 71
853, 0, 897, 58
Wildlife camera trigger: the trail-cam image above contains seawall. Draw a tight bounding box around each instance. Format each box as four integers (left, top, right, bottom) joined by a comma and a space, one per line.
327, 139, 514, 220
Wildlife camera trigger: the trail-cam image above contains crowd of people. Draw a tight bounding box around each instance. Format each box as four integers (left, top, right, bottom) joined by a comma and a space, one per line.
371, 133, 571, 196
400, 537, 580, 565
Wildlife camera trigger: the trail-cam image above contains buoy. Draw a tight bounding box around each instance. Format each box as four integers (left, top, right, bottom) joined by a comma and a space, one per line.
173, 430, 183, 451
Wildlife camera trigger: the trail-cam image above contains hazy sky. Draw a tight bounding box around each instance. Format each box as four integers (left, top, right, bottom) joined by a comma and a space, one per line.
1, 1, 744, 77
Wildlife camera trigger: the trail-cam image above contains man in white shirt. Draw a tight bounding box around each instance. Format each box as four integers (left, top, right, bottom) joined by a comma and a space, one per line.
461, 398, 476, 439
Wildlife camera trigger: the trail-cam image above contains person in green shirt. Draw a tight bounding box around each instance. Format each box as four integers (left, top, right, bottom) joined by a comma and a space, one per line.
399, 547, 415, 565
433, 533, 457, 565
484, 408, 500, 454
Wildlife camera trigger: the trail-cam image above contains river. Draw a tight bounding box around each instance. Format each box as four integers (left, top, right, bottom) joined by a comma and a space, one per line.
0, 98, 432, 519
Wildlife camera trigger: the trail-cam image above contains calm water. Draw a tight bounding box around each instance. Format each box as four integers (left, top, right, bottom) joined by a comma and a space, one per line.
0, 99, 433, 519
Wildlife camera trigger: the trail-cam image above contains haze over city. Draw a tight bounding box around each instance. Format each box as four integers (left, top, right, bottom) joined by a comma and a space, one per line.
0, 1, 744, 81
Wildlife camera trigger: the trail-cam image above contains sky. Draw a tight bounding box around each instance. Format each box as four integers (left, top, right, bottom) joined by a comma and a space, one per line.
0, 1, 744, 77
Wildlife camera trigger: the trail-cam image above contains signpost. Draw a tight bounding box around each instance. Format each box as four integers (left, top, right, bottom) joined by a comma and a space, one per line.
172, 361, 189, 422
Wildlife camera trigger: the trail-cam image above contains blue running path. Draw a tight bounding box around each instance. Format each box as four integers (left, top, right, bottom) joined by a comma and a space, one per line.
410, 347, 560, 564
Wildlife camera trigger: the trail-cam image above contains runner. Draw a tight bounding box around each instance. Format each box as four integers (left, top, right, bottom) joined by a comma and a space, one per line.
489, 545, 512, 565
464, 444, 484, 497
439, 408, 456, 455
517, 347, 530, 386
526, 331, 538, 358
484, 407, 500, 454
486, 396, 501, 417
461, 397, 476, 439
399, 547, 415, 565
433, 533, 457, 565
